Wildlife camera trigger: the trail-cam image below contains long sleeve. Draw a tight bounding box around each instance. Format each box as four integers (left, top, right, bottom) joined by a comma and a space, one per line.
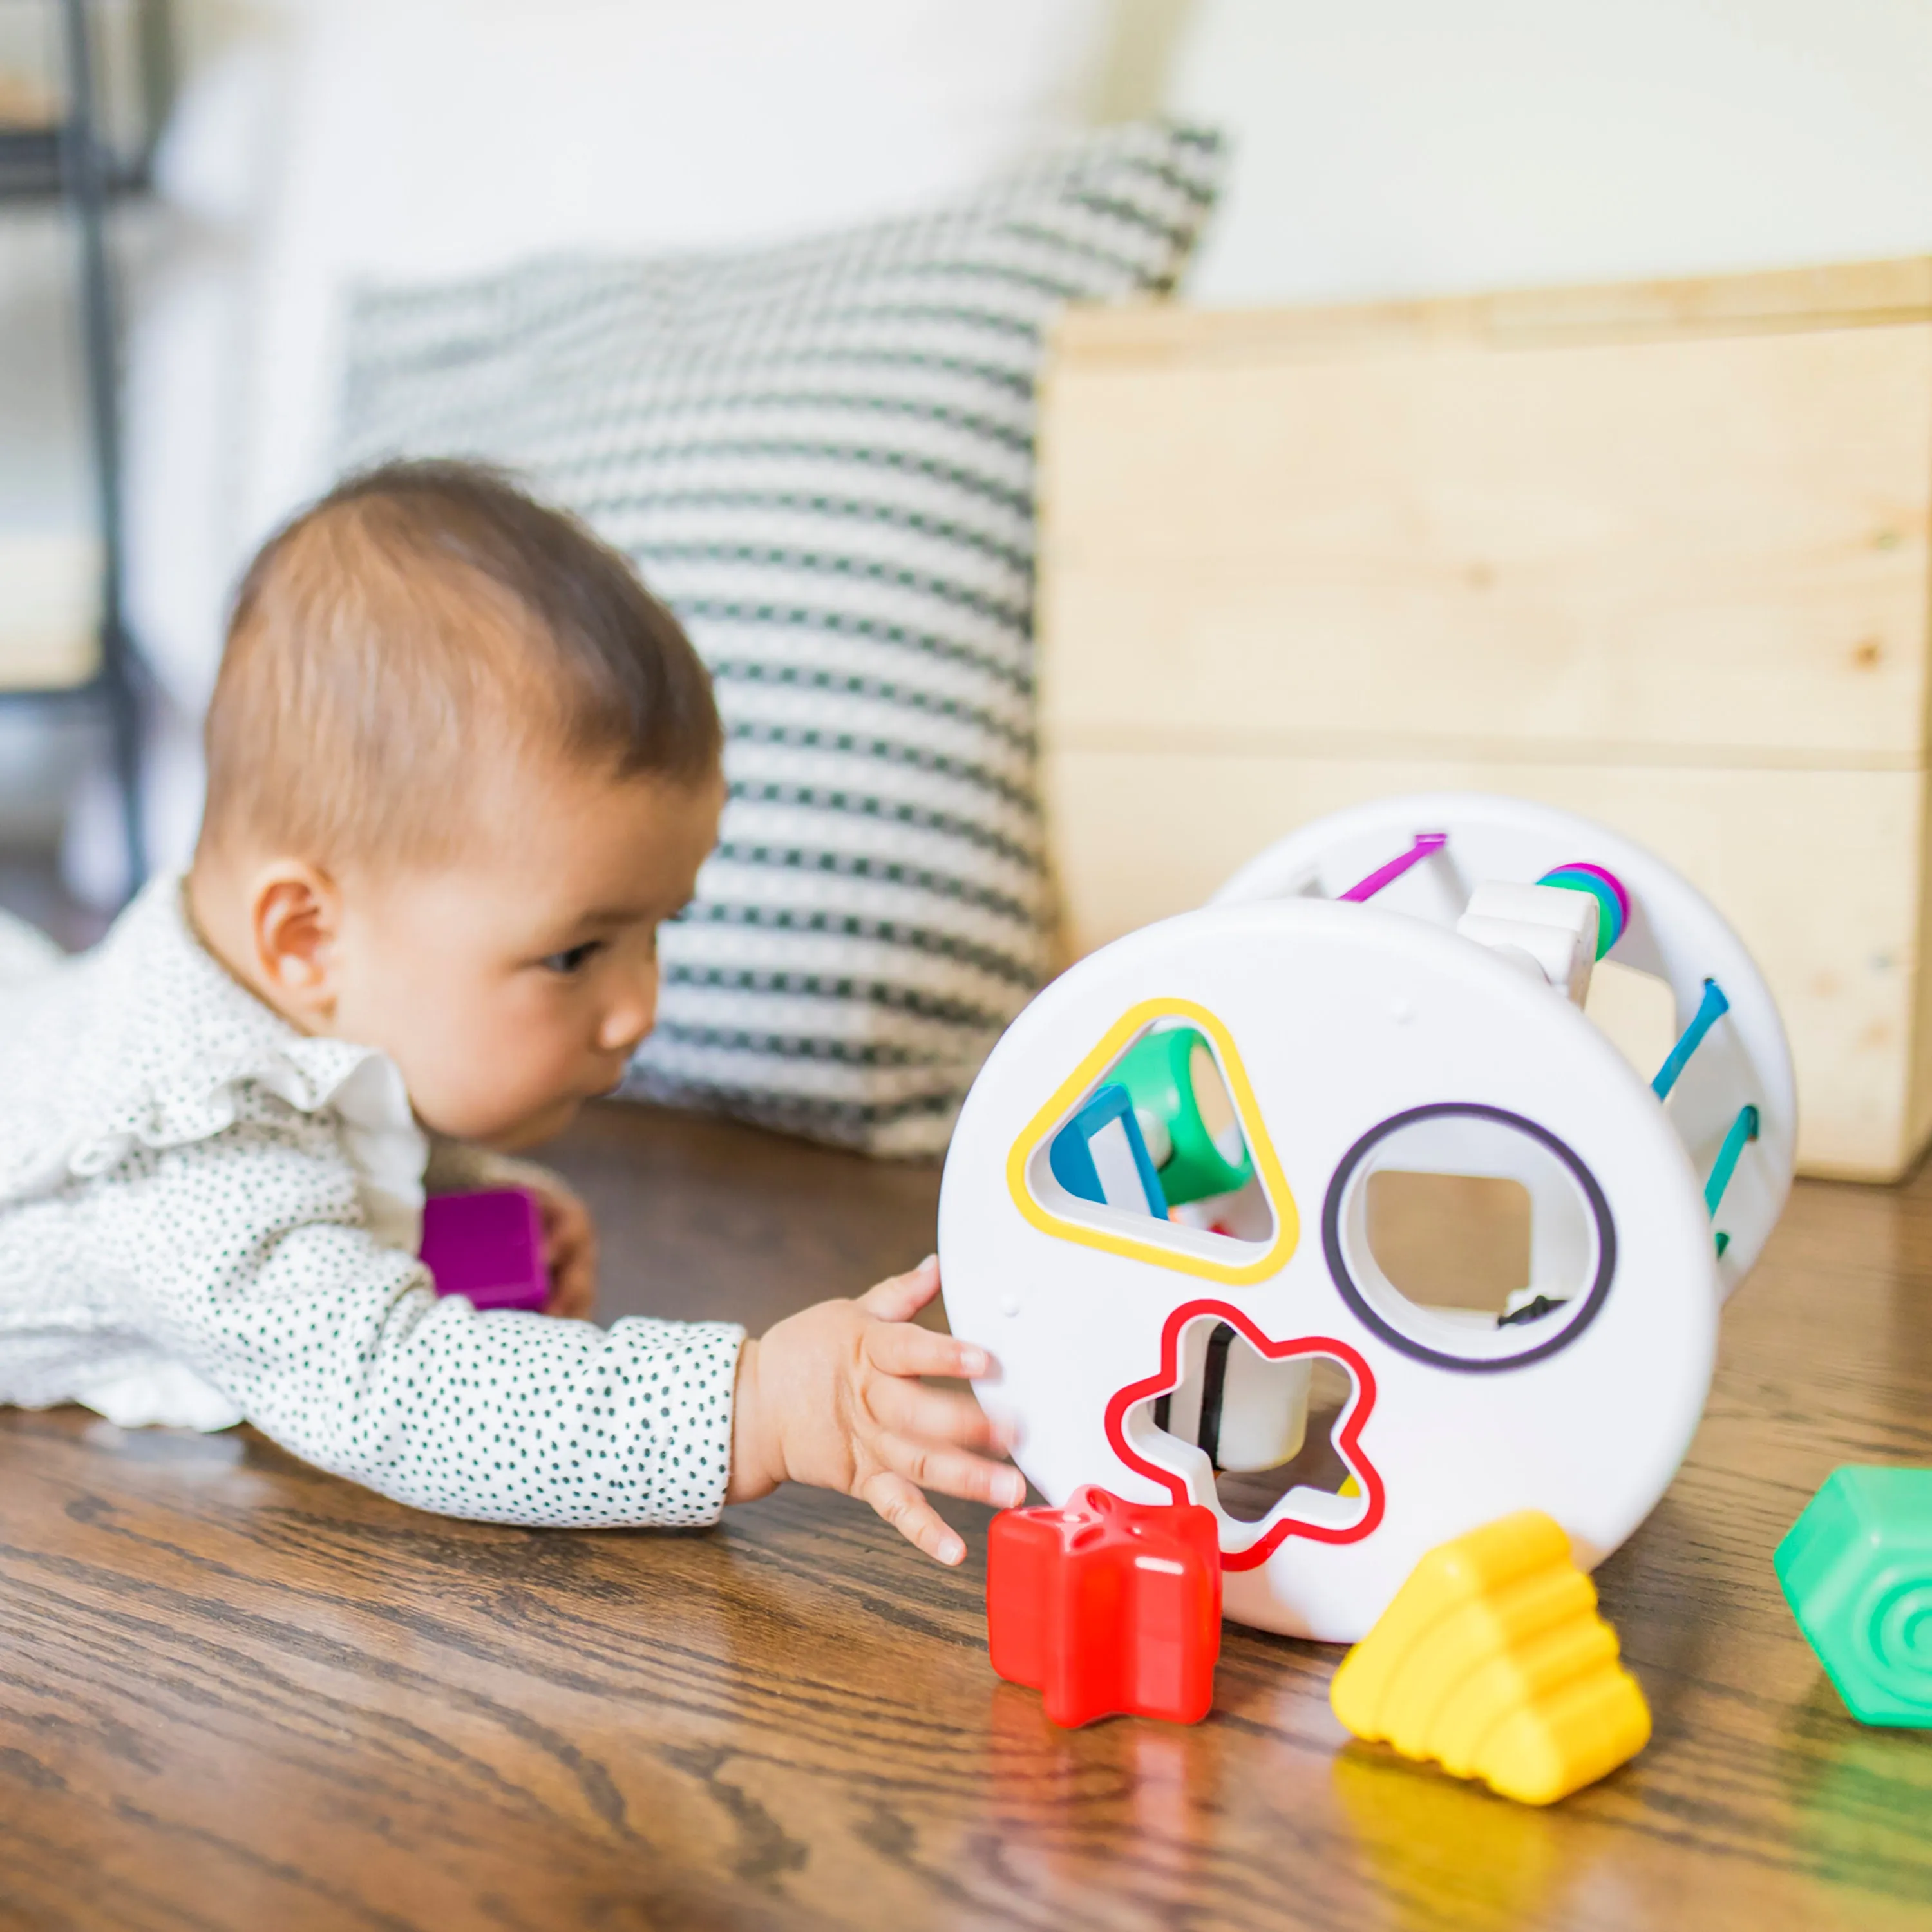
87, 1110, 744, 1527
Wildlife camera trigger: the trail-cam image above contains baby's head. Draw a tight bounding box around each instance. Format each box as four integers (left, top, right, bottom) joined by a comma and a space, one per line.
189, 460, 724, 1150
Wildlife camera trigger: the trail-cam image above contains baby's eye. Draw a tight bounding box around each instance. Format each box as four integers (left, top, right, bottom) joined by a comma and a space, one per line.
542, 942, 602, 976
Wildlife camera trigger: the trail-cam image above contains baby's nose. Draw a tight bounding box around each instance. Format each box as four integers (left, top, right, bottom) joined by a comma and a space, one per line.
597, 994, 656, 1056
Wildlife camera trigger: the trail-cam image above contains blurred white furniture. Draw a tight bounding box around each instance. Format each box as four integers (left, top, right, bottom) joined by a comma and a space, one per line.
119, 0, 1121, 779
0, 0, 167, 881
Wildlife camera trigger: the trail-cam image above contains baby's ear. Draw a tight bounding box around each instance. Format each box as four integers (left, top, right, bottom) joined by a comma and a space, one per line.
249, 860, 345, 1020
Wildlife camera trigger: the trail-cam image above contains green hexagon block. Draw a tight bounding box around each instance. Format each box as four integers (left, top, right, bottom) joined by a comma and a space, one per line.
1776, 1466, 1932, 1727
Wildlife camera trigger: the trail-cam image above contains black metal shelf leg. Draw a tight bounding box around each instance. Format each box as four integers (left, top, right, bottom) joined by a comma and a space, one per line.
59, 0, 146, 891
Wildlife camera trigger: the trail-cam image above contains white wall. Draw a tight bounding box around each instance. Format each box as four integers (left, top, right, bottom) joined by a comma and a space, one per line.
1168, 0, 1932, 307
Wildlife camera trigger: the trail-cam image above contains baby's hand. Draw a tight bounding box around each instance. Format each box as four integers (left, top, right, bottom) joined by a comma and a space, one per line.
726, 1255, 1024, 1564
524, 1172, 597, 1320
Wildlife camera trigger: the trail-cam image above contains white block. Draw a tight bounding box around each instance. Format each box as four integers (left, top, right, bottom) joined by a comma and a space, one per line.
1215, 1349, 1312, 1473
1457, 905, 1595, 1004
1162, 1325, 1313, 1473
1465, 880, 1601, 956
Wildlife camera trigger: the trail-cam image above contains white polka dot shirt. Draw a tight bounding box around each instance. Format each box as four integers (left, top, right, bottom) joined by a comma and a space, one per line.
0, 879, 744, 1527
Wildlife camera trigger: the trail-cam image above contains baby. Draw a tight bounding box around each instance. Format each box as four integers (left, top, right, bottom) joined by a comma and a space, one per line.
0, 460, 1022, 1564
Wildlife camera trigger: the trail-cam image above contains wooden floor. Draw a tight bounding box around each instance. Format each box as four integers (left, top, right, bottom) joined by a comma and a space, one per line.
3, 1101, 1930, 1931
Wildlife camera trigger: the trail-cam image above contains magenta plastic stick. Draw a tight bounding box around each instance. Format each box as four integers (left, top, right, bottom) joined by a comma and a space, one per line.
421, 1188, 551, 1312
1340, 831, 1448, 904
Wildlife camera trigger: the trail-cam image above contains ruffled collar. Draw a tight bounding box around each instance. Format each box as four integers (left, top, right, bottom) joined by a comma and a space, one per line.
0, 876, 428, 1245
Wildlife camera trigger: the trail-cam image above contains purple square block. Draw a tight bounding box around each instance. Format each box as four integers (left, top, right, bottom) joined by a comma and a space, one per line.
421, 1189, 550, 1312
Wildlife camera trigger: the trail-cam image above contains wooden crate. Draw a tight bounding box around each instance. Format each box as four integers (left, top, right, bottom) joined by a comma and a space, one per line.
1037, 261, 1932, 1180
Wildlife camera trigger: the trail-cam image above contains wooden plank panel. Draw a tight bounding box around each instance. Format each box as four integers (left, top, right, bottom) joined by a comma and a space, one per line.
1040, 324, 1932, 761
1906, 777, 1932, 1165
1042, 750, 1924, 1181
1051, 256, 1932, 368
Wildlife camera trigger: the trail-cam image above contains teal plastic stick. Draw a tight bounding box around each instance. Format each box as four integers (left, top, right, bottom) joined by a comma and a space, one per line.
1653, 978, 1730, 1099
1704, 1104, 1761, 1219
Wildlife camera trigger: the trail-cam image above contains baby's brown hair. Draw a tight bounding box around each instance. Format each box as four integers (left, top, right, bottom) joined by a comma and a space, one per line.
199, 460, 721, 868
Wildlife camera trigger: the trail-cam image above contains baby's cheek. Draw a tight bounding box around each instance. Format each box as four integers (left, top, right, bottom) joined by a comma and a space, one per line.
401, 1057, 510, 1142
384, 974, 585, 1141
459, 1034, 588, 1143
392, 1021, 518, 1139
442, 1051, 560, 1136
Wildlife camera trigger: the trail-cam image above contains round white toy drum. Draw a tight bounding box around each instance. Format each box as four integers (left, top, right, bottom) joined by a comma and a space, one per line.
939, 793, 1795, 1642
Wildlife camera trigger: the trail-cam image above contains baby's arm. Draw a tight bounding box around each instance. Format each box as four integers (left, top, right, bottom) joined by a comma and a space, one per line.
727, 1255, 1025, 1565
110, 1128, 737, 1526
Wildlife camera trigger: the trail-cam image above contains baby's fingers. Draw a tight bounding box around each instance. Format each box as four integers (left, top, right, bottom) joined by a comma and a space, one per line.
871, 1377, 1013, 1454
546, 1261, 596, 1321
858, 1254, 942, 1323
876, 1432, 1026, 1511
860, 1470, 967, 1566
865, 1319, 992, 1382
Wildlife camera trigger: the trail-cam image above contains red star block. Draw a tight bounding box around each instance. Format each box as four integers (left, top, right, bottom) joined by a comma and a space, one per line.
987, 1486, 1222, 1727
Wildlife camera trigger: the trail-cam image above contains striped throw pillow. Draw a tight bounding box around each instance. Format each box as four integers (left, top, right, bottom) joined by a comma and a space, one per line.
337, 122, 1223, 1155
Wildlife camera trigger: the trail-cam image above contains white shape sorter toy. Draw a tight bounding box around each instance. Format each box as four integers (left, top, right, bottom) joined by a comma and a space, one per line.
939, 793, 1795, 1643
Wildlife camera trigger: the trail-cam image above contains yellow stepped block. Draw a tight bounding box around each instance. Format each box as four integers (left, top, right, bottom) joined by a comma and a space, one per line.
1330, 1511, 1651, 1806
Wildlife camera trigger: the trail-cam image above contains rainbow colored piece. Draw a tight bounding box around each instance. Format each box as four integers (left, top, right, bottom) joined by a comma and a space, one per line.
1538, 864, 1629, 960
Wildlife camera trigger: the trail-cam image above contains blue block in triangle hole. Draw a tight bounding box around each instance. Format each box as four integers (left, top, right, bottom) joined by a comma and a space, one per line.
1048, 1082, 1170, 1218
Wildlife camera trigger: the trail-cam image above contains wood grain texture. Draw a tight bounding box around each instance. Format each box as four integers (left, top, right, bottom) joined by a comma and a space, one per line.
3, 1099, 1930, 1931
1040, 325, 1932, 761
